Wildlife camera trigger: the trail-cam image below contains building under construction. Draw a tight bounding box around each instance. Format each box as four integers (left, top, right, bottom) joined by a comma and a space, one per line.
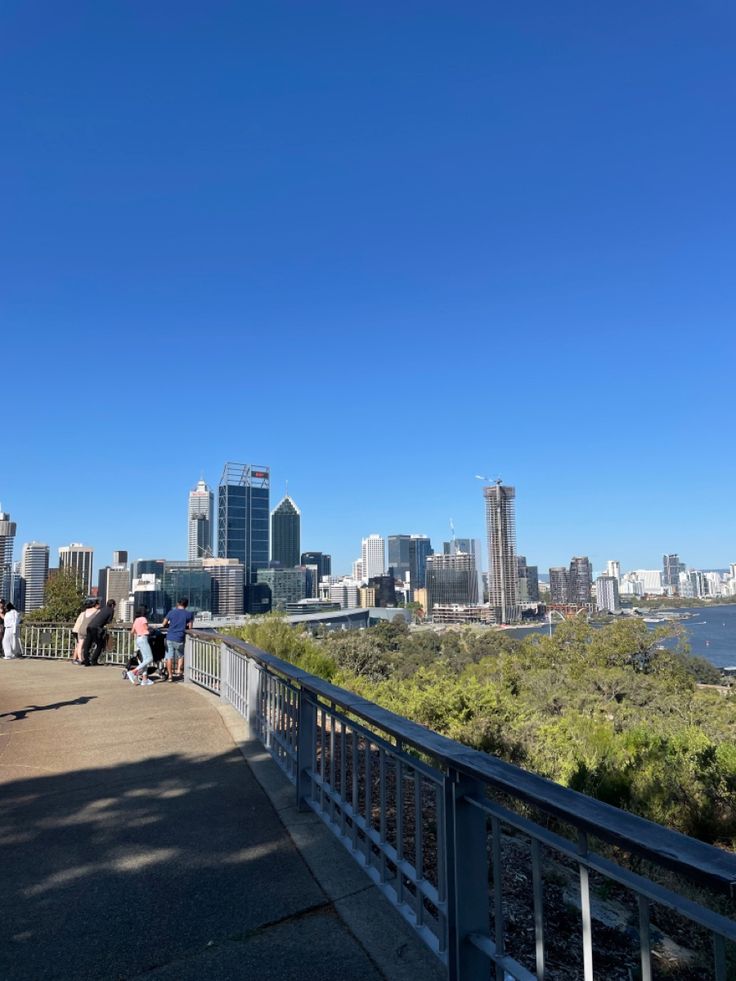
483, 481, 520, 624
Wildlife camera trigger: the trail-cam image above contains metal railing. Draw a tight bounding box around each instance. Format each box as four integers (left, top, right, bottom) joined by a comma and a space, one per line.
186, 631, 736, 981
20, 622, 136, 664
18, 625, 736, 978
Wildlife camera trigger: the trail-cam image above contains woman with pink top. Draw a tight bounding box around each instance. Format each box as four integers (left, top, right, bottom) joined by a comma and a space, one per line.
128, 609, 154, 686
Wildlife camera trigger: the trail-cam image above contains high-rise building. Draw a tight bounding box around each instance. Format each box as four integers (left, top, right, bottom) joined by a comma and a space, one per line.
59, 543, 94, 595
202, 557, 245, 615
408, 535, 433, 589
188, 478, 214, 560
426, 552, 479, 610
367, 575, 398, 607
271, 495, 301, 568
549, 567, 569, 604
596, 576, 620, 613
0, 511, 17, 603
517, 555, 540, 603
98, 566, 131, 620
219, 464, 270, 611
163, 561, 214, 617
361, 535, 385, 581
606, 560, 621, 582
483, 482, 519, 623
352, 558, 364, 581
662, 554, 685, 595
301, 552, 331, 597
131, 558, 165, 581
443, 538, 477, 556
301, 552, 331, 578
113, 550, 128, 566
20, 541, 49, 612
256, 566, 306, 611
388, 535, 412, 582
568, 556, 593, 606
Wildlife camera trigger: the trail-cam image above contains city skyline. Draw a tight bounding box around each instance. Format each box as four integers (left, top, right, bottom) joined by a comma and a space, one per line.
3, 6, 734, 578
5, 471, 734, 585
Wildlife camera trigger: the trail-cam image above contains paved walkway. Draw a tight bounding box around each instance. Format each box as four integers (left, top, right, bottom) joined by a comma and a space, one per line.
0, 659, 443, 981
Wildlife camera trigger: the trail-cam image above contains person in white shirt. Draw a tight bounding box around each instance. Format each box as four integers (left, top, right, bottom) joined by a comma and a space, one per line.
2, 603, 21, 659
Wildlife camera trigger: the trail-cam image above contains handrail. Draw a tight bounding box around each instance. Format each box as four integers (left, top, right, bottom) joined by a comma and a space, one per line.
201, 631, 736, 896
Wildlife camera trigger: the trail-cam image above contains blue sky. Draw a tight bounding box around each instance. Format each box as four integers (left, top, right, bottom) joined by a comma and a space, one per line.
2, 2, 734, 576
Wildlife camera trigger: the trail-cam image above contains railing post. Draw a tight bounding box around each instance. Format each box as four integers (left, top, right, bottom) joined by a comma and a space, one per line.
184, 635, 194, 683
245, 656, 260, 735
296, 688, 316, 812
220, 643, 230, 703
445, 770, 488, 981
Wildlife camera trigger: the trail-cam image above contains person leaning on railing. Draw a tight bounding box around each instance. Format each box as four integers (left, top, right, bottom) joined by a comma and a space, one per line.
72, 600, 99, 664
82, 599, 116, 666
161, 598, 193, 682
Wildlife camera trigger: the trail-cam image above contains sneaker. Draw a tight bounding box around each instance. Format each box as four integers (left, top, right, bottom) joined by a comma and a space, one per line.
126, 671, 138, 685
140, 678, 154, 686
121, 669, 128, 679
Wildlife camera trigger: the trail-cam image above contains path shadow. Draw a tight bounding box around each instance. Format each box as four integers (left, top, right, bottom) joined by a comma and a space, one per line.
0, 695, 98, 721
0, 747, 330, 981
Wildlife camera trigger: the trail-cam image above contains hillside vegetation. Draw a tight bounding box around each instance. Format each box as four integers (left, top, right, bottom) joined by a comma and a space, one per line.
231, 616, 736, 846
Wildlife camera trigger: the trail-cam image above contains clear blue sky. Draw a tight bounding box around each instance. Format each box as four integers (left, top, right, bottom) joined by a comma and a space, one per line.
2, 2, 734, 576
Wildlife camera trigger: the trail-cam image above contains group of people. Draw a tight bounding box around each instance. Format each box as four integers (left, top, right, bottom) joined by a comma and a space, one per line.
72, 599, 117, 666
70, 596, 194, 685
0, 600, 21, 659
125, 599, 193, 686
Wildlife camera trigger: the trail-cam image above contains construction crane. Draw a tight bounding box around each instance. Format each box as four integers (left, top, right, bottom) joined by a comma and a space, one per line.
475, 474, 502, 486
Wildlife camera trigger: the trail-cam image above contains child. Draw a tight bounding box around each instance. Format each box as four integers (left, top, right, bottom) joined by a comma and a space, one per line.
128, 609, 154, 686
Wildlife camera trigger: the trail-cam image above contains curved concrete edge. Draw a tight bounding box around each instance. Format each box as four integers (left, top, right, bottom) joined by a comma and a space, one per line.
191, 684, 446, 981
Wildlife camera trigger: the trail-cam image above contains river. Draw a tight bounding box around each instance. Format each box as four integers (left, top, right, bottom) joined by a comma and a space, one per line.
507, 605, 736, 670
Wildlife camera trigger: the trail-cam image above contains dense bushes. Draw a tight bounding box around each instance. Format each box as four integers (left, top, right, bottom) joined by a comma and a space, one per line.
233, 615, 736, 845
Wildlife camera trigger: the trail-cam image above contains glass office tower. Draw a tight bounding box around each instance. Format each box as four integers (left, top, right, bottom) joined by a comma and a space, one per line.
218, 464, 270, 611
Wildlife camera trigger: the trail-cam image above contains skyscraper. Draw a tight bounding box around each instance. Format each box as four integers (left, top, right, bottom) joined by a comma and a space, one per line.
271, 495, 301, 567
218, 464, 270, 611
202, 557, 245, 616
518, 555, 541, 603
662, 554, 685, 595
20, 542, 49, 612
361, 535, 385, 581
188, 478, 214, 560
0, 511, 17, 603
606, 560, 621, 582
568, 556, 593, 606
408, 535, 433, 589
483, 482, 519, 623
387, 535, 412, 581
59, 543, 94, 595
301, 552, 332, 598
549, 567, 569, 603
425, 552, 479, 610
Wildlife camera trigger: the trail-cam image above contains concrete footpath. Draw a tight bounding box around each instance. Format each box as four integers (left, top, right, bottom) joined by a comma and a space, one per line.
0, 659, 444, 981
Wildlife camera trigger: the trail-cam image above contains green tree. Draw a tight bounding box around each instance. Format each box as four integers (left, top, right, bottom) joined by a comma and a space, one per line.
25, 570, 86, 623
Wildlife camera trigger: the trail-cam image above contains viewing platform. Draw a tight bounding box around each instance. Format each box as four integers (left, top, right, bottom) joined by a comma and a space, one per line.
3, 627, 736, 980
0, 658, 440, 981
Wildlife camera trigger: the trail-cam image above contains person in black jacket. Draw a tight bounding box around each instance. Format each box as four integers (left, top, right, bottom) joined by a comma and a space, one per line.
82, 600, 116, 666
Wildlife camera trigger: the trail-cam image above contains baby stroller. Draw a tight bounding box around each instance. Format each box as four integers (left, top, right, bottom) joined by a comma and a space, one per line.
122, 628, 168, 681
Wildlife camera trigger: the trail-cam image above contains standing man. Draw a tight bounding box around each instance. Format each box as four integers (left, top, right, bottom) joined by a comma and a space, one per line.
162, 598, 193, 682
82, 599, 116, 666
